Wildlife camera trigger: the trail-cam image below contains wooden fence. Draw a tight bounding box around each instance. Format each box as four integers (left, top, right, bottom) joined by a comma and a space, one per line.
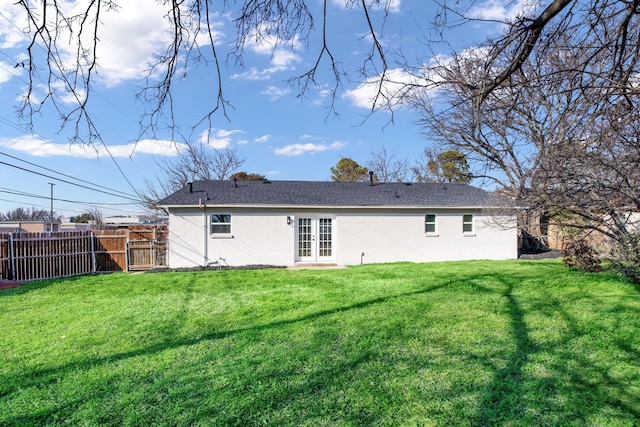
0, 226, 167, 282
127, 225, 167, 271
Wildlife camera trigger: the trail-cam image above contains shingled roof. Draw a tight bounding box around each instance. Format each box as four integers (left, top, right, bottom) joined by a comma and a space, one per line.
158, 180, 504, 208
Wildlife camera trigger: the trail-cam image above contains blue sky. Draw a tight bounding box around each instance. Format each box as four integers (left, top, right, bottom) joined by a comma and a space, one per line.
0, 0, 524, 218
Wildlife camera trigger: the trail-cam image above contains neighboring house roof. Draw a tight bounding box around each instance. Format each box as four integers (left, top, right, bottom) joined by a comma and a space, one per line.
158, 180, 507, 209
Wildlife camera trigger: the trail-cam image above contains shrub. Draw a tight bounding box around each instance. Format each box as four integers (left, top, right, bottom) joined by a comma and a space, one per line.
610, 234, 640, 283
562, 238, 602, 273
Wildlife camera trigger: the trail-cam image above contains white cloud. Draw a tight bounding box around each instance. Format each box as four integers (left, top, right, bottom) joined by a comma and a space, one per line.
261, 86, 290, 100
3, 1, 193, 87
344, 68, 429, 110
271, 48, 300, 69
254, 135, 271, 143
232, 33, 301, 80
89, 0, 176, 86
194, 15, 225, 47
331, 0, 401, 13
345, 45, 496, 110
0, 135, 182, 158
198, 129, 244, 149
231, 67, 272, 81
468, 0, 537, 22
0, 61, 22, 86
274, 140, 345, 156
106, 139, 184, 157
0, 3, 27, 49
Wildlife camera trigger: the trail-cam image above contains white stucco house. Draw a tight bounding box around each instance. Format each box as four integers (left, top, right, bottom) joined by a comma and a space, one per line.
157, 179, 517, 268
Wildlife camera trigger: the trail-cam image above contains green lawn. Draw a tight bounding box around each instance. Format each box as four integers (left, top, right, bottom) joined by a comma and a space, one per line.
1, 260, 639, 426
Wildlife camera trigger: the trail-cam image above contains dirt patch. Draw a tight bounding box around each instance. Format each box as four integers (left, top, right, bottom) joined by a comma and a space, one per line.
145, 265, 286, 273
518, 250, 563, 260
0, 281, 21, 290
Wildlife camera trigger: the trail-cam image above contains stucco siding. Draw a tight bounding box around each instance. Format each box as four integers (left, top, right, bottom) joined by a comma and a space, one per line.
167, 208, 294, 267
166, 207, 517, 268
337, 210, 516, 265
206, 211, 293, 266
166, 210, 206, 268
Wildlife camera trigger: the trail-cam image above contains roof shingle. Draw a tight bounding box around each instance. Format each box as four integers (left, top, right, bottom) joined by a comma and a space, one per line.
158, 180, 502, 208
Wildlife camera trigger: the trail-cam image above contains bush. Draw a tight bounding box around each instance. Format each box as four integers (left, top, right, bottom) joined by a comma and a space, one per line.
562, 238, 602, 273
610, 235, 640, 284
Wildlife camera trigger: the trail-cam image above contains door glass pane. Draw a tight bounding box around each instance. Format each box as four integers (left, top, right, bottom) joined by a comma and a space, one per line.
298, 218, 311, 257
318, 218, 332, 257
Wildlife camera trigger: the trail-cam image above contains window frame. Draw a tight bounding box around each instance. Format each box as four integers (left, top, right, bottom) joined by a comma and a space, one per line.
462, 213, 475, 235
425, 214, 438, 236
210, 213, 232, 236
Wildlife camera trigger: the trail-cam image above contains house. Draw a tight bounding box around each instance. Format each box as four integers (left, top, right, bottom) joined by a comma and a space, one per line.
103, 215, 165, 227
157, 179, 517, 268
0, 220, 61, 233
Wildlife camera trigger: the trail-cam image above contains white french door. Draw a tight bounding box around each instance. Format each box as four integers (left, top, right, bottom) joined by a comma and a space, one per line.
296, 217, 334, 262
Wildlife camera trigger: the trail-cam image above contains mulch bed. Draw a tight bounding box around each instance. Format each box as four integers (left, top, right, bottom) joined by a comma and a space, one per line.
518, 250, 563, 260
0, 281, 21, 290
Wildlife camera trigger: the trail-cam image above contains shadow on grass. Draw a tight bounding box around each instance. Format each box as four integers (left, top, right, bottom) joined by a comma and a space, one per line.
0, 274, 87, 297
473, 278, 540, 424
0, 281, 451, 396
3, 263, 640, 425
471, 272, 640, 425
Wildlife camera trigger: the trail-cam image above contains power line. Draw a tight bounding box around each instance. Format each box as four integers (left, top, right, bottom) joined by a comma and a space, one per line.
0, 150, 139, 199
0, 11, 146, 197
0, 160, 140, 202
0, 187, 135, 206
0, 195, 141, 216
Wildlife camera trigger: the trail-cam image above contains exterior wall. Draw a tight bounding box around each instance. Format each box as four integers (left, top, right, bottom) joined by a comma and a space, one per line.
166, 207, 517, 268
166, 210, 206, 268
336, 210, 516, 265
206, 210, 294, 267
166, 208, 295, 268
0, 221, 60, 233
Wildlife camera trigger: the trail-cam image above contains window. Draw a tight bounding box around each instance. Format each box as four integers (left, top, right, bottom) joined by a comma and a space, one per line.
425, 214, 437, 234
211, 214, 231, 235
463, 214, 474, 234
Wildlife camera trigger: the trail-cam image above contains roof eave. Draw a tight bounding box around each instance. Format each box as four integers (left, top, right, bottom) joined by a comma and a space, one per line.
159, 203, 497, 210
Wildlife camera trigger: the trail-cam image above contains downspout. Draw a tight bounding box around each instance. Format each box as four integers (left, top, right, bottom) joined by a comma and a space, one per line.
200, 198, 208, 267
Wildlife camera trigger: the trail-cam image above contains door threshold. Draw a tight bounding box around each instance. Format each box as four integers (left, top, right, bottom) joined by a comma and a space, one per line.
289, 263, 343, 270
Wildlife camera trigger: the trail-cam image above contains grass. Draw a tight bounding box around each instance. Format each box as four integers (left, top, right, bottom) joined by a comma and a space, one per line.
0, 260, 639, 426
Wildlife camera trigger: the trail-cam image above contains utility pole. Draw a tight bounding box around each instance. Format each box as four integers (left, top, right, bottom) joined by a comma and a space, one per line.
49, 183, 55, 232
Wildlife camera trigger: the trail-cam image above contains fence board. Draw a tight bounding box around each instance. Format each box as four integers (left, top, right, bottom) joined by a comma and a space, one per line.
93, 231, 128, 272
0, 231, 93, 282
127, 225, 168, 271
0, 225, 167, 282
0, 234, 10, 280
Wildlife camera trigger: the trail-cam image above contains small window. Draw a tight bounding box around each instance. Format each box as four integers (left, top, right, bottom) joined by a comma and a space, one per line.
425, 214, 437, 234
463, 214, 474, 233
211, 214, 231, 235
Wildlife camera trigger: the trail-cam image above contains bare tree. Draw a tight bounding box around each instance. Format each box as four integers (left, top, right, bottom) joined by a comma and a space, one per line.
71, 207, 105, 230
142, 141, 244, 209
366, 147, 409, 183
16, 0, 640, 145
539, 101, 640, 279
2, 207, 59, 221
13, 0, 395, 145
415, 26, 640, 277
